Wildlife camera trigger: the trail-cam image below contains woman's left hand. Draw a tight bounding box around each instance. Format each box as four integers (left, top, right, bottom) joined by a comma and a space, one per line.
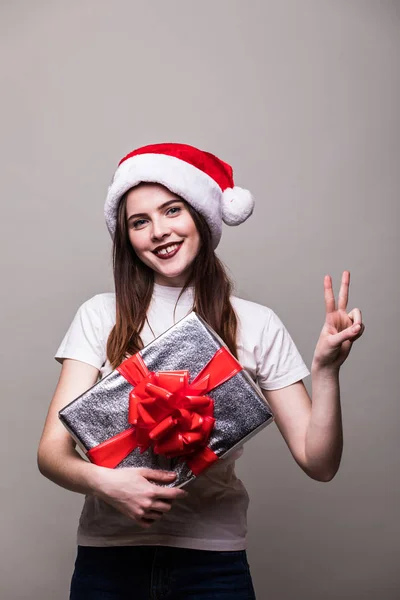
312, 271, 365, 371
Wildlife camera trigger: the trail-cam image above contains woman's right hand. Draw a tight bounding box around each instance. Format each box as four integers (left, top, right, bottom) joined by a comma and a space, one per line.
93, 466, 188, 529
38, 359, 188, 530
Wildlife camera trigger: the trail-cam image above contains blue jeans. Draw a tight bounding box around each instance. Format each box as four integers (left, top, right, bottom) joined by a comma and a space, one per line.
70, 545, 256, 599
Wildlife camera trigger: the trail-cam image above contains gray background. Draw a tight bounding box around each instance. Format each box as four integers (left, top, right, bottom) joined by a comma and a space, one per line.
1, 1, 399, 598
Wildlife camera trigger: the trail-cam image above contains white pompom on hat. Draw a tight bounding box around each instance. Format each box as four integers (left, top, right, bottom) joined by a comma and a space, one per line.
104, 142, 255, 249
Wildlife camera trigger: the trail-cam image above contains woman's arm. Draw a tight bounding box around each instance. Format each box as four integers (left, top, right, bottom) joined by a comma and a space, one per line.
37, 358, 105, 493
262, 365, 342, 482
37, 359, 187, 528
261, 271, 364, 482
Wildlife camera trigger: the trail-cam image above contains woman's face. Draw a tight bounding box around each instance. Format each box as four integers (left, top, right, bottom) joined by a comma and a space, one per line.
125, 183, 201, 287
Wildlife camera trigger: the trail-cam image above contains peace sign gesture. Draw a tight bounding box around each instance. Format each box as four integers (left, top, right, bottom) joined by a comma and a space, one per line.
312, 271, 365, 371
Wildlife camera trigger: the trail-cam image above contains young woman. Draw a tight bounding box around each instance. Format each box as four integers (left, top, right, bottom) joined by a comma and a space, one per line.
38, 143, 365, 599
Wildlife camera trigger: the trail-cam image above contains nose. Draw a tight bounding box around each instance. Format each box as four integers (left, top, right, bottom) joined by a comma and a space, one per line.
150, 217, 172, 242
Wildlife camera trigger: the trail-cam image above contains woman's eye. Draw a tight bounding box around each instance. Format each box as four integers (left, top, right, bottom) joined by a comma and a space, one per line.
166, 206, 181, 216
132, 219, 147, 229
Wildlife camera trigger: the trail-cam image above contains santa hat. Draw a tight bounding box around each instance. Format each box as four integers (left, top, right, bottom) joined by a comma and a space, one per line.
104, 142, 254, 249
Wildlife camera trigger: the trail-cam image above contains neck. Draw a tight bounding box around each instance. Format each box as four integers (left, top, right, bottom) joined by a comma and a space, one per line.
154, 272, 191, 288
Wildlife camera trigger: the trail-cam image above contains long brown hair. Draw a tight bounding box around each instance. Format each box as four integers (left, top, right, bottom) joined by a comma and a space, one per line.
106, 187, 238, 369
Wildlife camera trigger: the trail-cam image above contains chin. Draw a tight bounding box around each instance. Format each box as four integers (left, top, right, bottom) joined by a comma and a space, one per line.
157, 269, 188, 281
156, 263, 193, 282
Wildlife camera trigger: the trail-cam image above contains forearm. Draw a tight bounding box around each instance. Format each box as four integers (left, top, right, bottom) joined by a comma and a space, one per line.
305, 365, 343, 481
37, 439, 105, 496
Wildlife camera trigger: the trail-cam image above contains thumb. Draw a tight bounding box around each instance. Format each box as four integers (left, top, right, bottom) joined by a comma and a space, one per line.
330, 324, 360, 346
138, 468, 177, 482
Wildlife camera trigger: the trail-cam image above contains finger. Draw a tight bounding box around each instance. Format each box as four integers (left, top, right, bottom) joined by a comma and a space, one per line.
329, 322, 363, 346
142, 509, 165, 520
348, 308, 362, 325
352, 320, 364, 337
137, 518, 156, 529
151, 500, 173, 512
352, 322, 365, 340
138, 468, 177, 483
152, 485, 188, 500
338, 270, 350, 311
324, 275, 336, 314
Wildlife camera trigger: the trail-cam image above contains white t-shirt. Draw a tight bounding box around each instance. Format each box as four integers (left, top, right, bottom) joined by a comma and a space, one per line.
55, 283, 310, 550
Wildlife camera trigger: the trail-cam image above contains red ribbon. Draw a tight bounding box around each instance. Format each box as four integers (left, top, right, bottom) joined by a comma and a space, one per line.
87, 347, 242, 475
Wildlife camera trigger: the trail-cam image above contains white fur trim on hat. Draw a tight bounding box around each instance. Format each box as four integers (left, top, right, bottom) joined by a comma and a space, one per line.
105, 153, 223, 248
221, 187, 255, 226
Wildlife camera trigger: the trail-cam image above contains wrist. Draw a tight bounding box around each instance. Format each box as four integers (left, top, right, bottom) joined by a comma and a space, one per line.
86, 463, 110, 497
311, 361, 340, 379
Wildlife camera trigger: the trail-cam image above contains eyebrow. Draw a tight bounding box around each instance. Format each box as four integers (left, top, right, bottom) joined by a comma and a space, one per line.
127, 199, 183, 222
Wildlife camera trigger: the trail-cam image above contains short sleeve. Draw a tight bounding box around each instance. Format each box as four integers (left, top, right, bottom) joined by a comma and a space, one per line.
256, 309, 310, 390
54, 295, 107, 369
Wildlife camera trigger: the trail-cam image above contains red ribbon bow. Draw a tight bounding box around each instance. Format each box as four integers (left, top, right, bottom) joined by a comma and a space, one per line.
87, 347, 242, 475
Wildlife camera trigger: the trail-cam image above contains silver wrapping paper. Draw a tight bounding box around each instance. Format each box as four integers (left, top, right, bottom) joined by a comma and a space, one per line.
59, 312, 274, 487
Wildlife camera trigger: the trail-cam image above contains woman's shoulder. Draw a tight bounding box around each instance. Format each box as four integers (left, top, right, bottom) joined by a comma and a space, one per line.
81, 292, 116, 311
77, 292, 116, 327
230, 294, 273, 325
230, 295, 278, 347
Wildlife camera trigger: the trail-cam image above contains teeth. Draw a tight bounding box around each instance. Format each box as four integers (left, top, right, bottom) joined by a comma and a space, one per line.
156, 243, 179, 255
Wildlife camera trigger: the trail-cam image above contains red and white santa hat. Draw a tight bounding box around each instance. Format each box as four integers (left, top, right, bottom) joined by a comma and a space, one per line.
104, 142, 255, 248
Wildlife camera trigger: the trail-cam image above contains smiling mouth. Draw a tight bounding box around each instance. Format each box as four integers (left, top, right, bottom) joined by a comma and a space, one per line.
152, 241, 183, 259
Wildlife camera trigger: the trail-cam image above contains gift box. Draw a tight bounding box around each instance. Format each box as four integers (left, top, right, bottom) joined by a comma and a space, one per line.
59, 311, 274, 487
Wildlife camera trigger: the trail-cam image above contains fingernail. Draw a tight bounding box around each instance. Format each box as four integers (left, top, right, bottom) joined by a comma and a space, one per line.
353, 324, 361, 331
